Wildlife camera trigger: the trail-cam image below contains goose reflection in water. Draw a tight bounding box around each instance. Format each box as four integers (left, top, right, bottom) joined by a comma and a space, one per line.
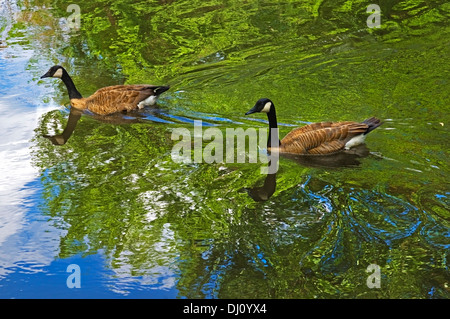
245, 145, 371, 202
43, 107, 150, 145
43, 107, 82, 145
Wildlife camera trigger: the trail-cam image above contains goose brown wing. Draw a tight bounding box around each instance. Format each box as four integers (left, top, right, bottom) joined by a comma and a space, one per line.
85, 86, 156, 114
280, 122, 369, 155
93, 85, 161, 94
291, 121, 356, 134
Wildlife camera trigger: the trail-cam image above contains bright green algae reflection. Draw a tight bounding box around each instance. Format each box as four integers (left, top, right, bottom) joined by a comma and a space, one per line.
2, 0, 449, 298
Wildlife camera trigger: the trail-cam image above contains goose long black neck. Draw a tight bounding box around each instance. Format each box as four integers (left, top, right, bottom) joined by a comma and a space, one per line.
61, 69, 82, 99
266, 104, 280, 148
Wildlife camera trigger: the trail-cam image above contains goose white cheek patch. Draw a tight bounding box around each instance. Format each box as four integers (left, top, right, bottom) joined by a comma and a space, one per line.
53, 68, 63, 78
261, 102, 271, 113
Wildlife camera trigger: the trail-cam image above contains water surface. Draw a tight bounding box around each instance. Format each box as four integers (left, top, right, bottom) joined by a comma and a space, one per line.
0, 0, 449, 298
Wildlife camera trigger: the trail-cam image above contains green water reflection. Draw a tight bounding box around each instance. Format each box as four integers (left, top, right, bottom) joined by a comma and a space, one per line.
5, 0, 449, 298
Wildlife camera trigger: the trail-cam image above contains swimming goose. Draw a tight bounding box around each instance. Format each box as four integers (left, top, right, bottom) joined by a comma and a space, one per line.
40, 65, 169, 115
245, 98, 382, 155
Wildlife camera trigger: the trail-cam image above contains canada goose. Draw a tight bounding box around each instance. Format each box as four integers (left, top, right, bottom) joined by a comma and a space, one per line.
245, 98, 382, 155
40, 65, 170, 115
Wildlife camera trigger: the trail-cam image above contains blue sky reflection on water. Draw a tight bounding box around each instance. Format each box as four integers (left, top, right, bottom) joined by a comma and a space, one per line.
0, 26, 179, 299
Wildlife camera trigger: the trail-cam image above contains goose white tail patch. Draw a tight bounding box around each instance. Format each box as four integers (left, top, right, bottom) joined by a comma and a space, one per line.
138, 95, 158, 109
261, 101, 272, 113
345, 134, 366, 150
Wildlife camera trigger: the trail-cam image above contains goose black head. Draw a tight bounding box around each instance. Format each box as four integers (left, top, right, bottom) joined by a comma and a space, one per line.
41, 65, 65, 79
245, 98, 273, 115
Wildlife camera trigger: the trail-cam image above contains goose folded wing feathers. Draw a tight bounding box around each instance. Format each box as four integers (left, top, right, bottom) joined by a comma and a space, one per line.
281, 122, 369, 155
84, 89, 151, 114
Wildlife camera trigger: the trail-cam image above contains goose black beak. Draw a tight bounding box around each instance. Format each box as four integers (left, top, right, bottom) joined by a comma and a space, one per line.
40, 71, 51, 79
245, 106, 258, 115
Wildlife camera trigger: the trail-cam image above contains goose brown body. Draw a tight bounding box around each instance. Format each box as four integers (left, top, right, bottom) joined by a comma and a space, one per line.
69, 84, 167, 115
277, 120, 376, 155
41, 65, 169, 115
246, 98, 382, 156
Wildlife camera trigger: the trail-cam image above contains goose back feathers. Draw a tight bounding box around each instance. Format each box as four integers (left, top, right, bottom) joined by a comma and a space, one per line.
279, 118, 381, 155
70, 84, 169, 115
